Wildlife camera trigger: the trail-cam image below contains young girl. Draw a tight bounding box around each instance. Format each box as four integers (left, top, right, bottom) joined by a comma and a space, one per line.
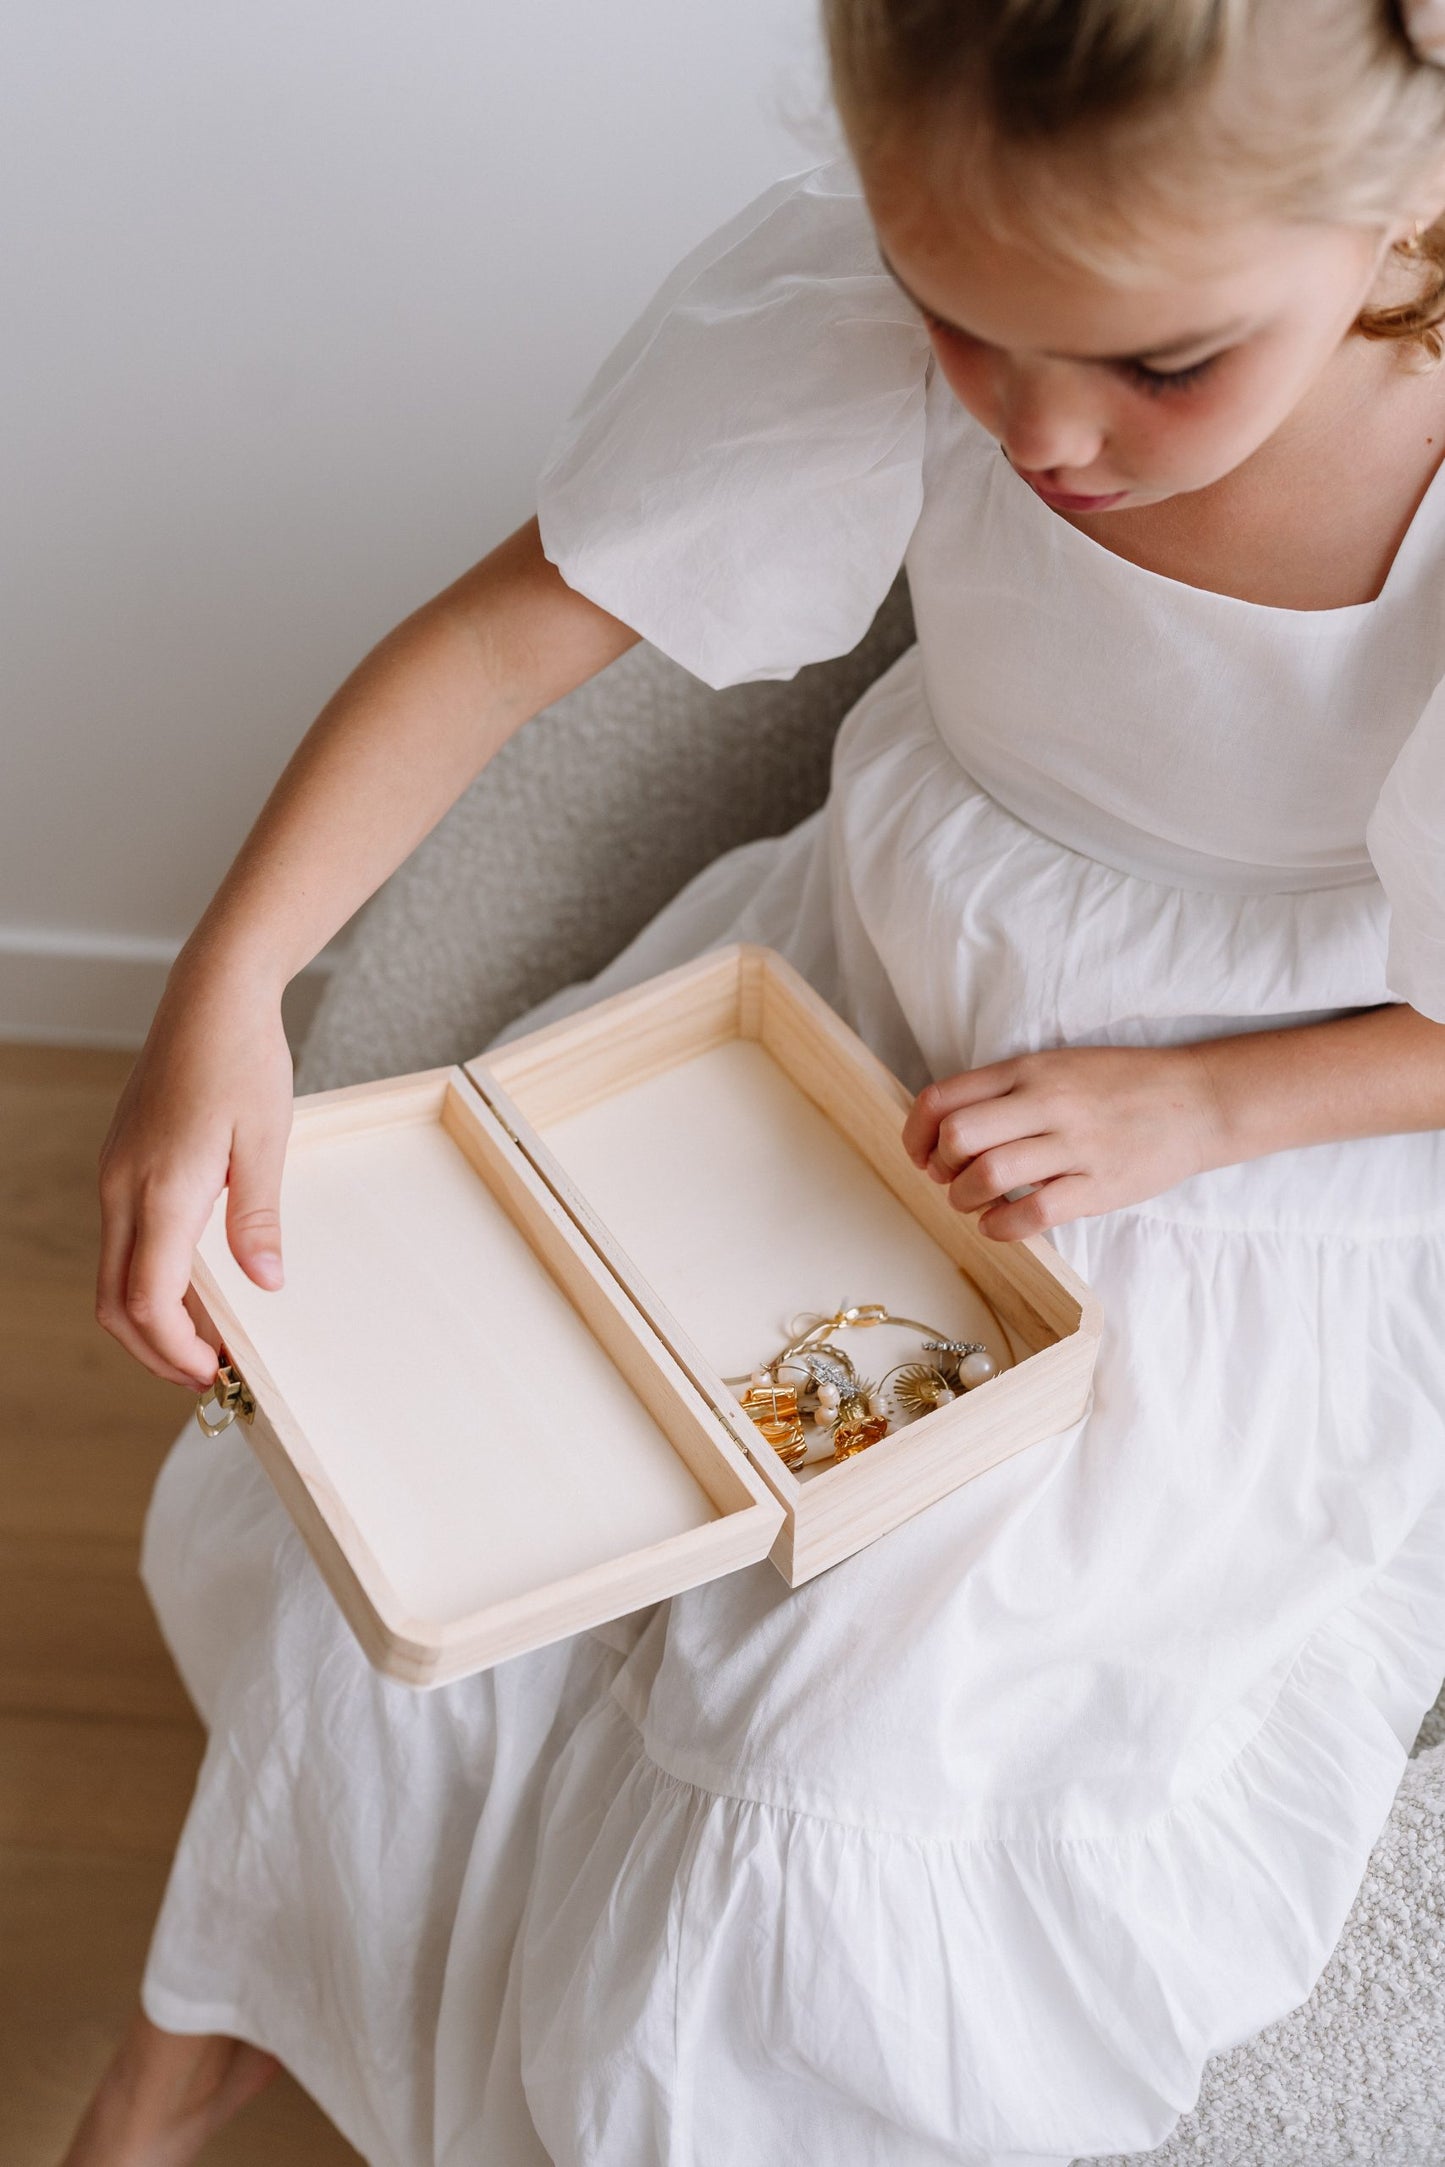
72, 2, 1445, 2162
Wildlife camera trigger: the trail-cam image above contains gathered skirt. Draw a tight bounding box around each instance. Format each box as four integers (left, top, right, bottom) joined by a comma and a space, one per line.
140, 648, 1445, 2166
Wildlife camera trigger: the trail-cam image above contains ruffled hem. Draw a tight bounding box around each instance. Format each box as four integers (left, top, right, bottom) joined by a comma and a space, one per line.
139, 1986, 401, 2167
513, 1505, 1445, 2167
139, 1428, 620, 2167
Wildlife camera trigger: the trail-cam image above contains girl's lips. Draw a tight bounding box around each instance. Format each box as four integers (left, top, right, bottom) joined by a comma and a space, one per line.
1017, 471, 1130, 512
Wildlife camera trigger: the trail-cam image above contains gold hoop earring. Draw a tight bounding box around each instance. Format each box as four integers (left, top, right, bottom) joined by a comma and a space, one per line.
1400, 218, 1428, 255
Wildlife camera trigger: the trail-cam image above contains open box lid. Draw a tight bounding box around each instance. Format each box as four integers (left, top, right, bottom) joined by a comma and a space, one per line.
189, 1062, 786, 1688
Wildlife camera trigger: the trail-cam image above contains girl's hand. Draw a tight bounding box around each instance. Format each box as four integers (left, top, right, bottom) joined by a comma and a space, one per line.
97, 967, 294, 1389
902, 1043, 1220, 1240
88, 520, 642, 1395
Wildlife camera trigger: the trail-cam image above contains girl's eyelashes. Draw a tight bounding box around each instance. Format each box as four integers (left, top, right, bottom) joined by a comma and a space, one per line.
921, 306, 1223, 399
1122, 353, 1221, 396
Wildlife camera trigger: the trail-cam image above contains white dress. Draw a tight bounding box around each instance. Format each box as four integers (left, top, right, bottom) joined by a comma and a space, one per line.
139, 158, 1445, 2167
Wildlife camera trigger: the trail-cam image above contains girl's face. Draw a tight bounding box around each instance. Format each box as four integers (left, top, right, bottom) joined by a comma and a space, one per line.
862, 147, 1403, 515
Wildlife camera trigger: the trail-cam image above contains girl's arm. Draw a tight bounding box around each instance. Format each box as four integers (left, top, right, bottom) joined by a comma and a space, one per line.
1190, 999, 1445, 1159
904, 1001, 1445, 1240
98, 517, 639, 1387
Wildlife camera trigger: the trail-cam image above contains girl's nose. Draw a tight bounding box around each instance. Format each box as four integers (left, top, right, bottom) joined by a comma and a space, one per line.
994, 364, 1106, 478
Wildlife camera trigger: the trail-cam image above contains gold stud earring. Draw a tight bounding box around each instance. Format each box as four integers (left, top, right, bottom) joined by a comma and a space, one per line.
740, 1380, 809, 1467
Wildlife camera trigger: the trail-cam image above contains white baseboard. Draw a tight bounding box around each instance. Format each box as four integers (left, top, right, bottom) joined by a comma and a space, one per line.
0, 927, 337, 1050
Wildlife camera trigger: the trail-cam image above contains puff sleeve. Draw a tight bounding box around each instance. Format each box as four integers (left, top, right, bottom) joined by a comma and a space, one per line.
1366, 675, 1445, 1024
534, 158, 932, 690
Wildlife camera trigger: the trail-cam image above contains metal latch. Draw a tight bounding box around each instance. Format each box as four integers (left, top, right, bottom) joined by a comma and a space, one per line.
195, 1355, 256, 1437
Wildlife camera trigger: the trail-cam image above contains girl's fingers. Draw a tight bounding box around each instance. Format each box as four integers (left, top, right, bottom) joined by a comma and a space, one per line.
96, 1186, 201, 1388
946, 1133, 1066, 1217
225, 1117, 289, 1291
122, 1185, 222, 1388
926, 1094, 1043, 1185
97, 1195, 211, 1389
975, 1171, 1095, 1242
95, 1183, 135, 1345
902, 1064, 1019, 1168
105, 1311, 210, 1393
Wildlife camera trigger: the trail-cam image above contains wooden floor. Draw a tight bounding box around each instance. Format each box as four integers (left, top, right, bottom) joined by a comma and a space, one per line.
0, 1044, 362, 2165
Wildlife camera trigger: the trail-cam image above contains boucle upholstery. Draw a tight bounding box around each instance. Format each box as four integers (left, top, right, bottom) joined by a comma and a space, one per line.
295, 581, 1445, 2165
1094, 1742, 1445, 2167
298, 576, 916, 1088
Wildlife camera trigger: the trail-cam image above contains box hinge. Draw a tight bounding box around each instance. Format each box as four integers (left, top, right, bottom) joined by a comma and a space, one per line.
195, 1355, 256, 1437
705, 1399, 773, 1477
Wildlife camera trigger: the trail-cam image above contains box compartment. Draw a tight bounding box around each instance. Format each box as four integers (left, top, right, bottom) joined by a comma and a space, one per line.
474, 945, 1101, 1585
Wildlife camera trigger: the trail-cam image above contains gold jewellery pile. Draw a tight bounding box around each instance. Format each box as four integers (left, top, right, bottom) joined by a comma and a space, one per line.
728, 1303, 1002, 1472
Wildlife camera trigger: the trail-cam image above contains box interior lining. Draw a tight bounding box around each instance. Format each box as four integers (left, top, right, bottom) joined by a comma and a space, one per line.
197, 1108, 720, 1624
538, 1038, 1017, 1483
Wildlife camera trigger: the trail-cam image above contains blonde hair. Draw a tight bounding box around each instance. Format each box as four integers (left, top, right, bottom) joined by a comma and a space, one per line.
823, 0, 1445, 359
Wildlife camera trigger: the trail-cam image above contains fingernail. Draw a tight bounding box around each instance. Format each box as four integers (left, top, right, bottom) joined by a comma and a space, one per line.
253, 1251, 284, 1288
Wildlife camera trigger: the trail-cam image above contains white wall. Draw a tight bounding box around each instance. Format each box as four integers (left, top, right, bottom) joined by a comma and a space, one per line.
3, 0, 834, 1043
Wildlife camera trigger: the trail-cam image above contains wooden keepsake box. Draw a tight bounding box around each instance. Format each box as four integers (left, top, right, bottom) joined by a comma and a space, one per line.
189, 945, 1101, 1688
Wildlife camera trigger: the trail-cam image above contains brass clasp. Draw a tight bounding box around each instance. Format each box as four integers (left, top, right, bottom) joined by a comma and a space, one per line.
195, 1356, 256, 1437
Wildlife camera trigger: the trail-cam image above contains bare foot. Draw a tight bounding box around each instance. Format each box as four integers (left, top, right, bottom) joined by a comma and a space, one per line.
60, 2007, 280, 2167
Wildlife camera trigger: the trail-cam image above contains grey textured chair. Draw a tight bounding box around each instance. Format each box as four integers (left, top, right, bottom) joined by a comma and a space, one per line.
297, 575, 1445, 2167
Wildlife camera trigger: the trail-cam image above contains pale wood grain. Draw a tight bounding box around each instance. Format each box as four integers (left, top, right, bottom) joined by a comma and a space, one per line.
0, 1533, 195, 1724
0, 1848, 361, 2167
481, 945, 744, 1124
0, 1046, 133, 1283
0, 1711, 203, 1857
0, 1042, 361, 2165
